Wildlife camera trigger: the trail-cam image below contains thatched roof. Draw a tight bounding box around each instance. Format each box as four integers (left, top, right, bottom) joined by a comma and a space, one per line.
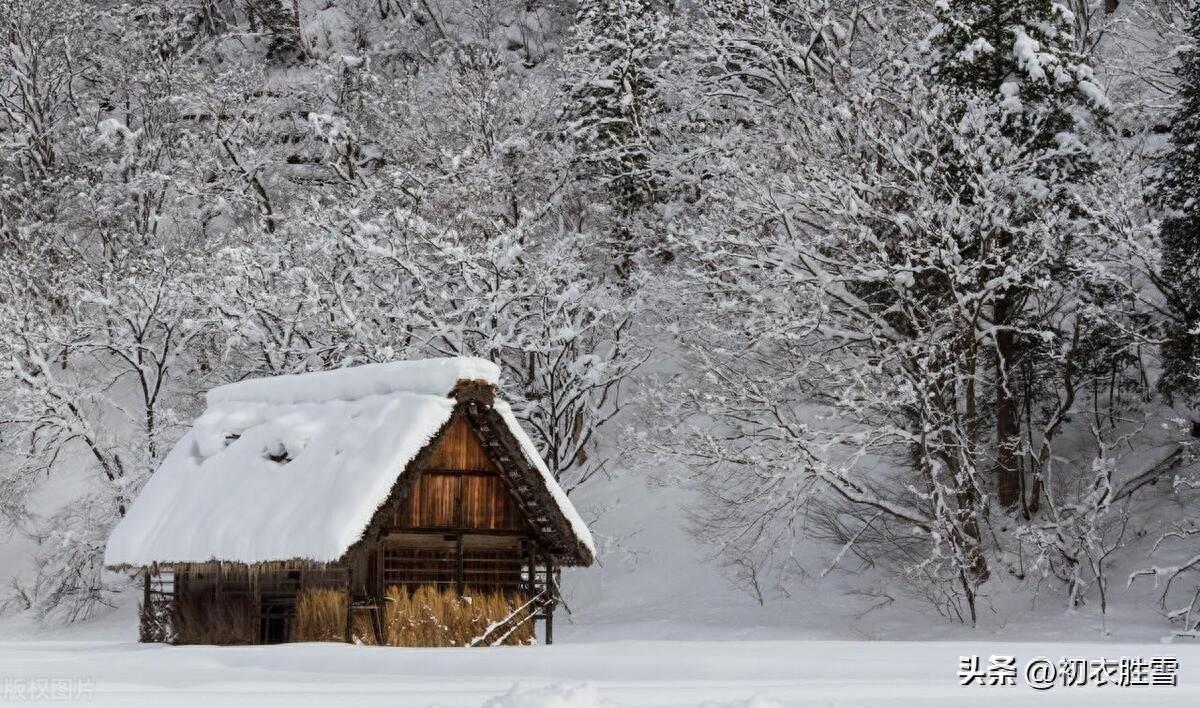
104, 358, 594, 569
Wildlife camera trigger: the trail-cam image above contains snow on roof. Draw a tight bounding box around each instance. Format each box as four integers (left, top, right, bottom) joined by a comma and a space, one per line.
493, 400, 595, 558
104, 357, 593, 568
207, 357, 500, 406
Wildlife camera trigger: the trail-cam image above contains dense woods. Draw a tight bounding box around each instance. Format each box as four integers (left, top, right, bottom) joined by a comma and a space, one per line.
1, 0, 1198, 637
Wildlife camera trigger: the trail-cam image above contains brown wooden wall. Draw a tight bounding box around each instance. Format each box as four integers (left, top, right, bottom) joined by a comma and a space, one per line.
381, 546, 525, 589
392, 417, 530, 532
425, 417, 497, 472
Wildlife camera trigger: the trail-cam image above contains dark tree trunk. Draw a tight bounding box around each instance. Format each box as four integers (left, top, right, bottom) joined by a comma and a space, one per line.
994, 297, 1022, 509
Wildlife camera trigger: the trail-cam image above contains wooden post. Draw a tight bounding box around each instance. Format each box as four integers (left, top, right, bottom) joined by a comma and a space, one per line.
344, 566, 354, 644
455, 534, 465, 597
375, 546, 385, 602
173, 565, 183, 643
248, 565, 257, 637
524, 543, 539, 643
545, 560, 555, 646
525, 542, 536, 598
140, 568, 151, 641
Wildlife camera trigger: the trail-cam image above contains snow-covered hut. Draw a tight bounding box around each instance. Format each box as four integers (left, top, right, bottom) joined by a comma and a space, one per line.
105, 357, 594, 646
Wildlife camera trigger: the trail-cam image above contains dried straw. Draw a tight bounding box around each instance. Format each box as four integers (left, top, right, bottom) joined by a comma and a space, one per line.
294, 588, 348, 642
173, 592, 256, 645
382, 585, 534, 647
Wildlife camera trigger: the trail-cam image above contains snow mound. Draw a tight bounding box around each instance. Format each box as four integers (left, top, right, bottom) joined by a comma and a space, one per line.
482, 682, 617, 708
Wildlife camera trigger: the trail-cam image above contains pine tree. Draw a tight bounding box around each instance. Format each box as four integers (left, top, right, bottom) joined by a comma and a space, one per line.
245, 0, 307, 61
1156, 3, 1200, 422
561, 0, 667, 218
926, 0, 1111, 510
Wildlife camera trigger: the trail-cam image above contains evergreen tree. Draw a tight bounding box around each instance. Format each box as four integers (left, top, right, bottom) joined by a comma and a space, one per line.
1156, 2, 1200, 422
561, 0, 667, 224
926, 0, 1111, 510
246, 0, 306, 61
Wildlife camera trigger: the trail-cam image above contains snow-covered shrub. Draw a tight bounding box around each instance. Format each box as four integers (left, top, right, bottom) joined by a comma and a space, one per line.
1131, 524, 1200, 638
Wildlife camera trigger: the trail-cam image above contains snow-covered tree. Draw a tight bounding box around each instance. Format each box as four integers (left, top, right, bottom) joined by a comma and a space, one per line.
1131, 521, 1200, 637
220, 198, 648, 493
245, 0, 309, 62
669, 0, 1169, 621
0, 0, 95, 241
0, 3, 232, 620
560, 0, 670, 270
1154, 2, 1200, 420
927, 0, 1114, 510
562, 0, 665, 210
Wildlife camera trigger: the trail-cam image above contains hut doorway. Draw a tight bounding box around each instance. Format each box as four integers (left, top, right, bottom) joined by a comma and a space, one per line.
259, 600, 293, 644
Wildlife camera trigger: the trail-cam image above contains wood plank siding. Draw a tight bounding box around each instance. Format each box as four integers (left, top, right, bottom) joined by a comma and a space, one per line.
393, 417, 530, 533
425, 416, 497, 472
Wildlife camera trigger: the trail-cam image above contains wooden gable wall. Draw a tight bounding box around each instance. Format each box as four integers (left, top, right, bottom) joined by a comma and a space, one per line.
392, 417, 531, 533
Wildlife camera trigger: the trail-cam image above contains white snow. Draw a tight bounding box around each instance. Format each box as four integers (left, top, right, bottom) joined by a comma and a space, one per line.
1050, 3, 1076, 25
0, 638, 1196, 707
1012, 29, 1051, 83
999, 81, 1022, 113
104, 358, 591, 567
494, 400, 596, 559
105, 391, 457, 566
958, 38, 994, 62
208, 357, 500, 406
1077, 79, 1113, 111
96, 118, 132, 145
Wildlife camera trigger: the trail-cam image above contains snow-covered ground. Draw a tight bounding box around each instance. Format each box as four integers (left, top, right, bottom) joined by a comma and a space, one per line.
1, 635, 1197, 707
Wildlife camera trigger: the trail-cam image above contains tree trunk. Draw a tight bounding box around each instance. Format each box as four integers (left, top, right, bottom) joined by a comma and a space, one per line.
994, 297, 1022, 509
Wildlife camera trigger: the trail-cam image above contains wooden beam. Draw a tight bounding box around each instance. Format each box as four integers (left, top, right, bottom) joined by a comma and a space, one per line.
374, 547, 384, 606
344, 565, 353, 644
141, 569, 151, 642
526, 541, 536, 599
464, 407, 585, 562
343, 410, 462, 560
419, 468, 505, 477
455, 534, 465, 597
545, 559, 557, 645
383, 526, 531, 537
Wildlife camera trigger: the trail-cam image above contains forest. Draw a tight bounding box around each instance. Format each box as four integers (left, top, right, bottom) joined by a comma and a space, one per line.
1, 0, 1199, 641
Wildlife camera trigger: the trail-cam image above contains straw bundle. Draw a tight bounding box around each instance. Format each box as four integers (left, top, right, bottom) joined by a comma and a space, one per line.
382, 585, 534, 647
294, 588, 348, 642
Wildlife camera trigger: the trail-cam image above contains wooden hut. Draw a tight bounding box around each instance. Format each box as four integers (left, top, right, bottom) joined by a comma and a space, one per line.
104, 358, 594, 646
